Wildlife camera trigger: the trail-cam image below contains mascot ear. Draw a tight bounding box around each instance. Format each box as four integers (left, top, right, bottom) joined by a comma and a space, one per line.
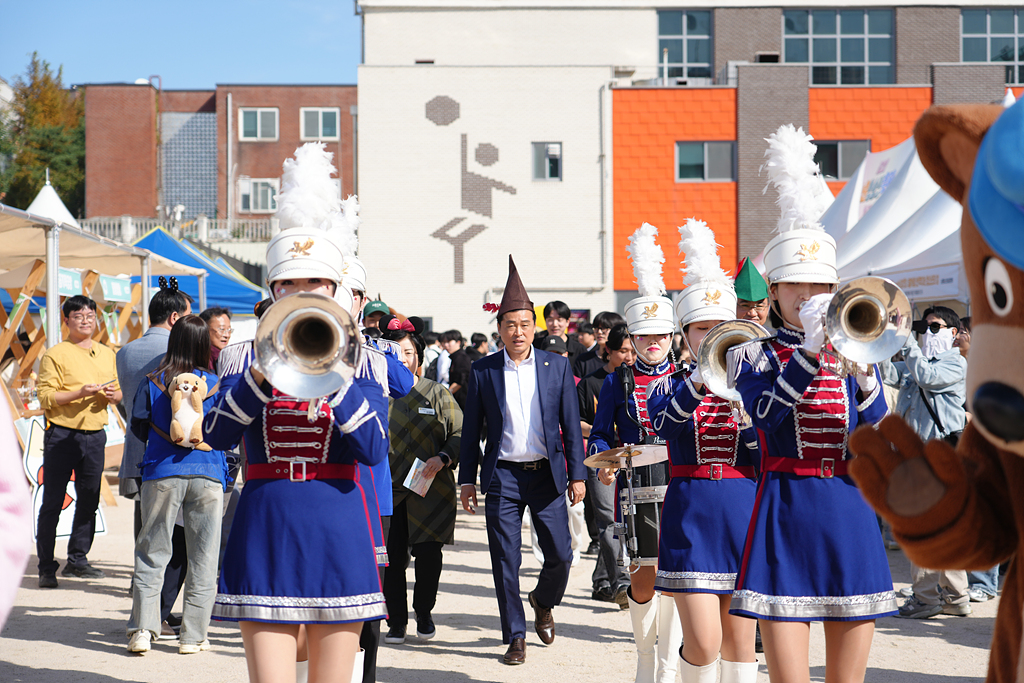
914, 104, 1003, 202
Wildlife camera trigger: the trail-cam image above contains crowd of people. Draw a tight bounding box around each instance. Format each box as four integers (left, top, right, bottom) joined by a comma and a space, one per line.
25, 136, 1000, 683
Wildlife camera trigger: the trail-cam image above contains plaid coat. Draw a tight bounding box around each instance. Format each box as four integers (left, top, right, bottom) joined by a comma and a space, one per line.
388, 378, 463, 545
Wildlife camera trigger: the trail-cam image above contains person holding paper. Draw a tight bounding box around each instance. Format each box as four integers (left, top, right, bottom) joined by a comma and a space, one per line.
379, 315, 463, 646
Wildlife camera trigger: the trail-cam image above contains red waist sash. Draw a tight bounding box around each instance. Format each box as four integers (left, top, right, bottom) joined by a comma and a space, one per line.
246, 462, 358, 482
670, 464, 756, 480
762, 456, 848, 478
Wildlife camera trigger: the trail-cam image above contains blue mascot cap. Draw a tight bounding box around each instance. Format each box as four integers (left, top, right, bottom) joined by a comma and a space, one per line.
968, 97, 1024, 271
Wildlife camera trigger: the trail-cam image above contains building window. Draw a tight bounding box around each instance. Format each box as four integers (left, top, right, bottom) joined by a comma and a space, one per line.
676, 141, 735, 182
962, 9, 1023, 84
533, 142, 562, 181
813, 140, 871, 180
239, 108, 278, 141
783, 9, 894, 85
657, 10, 713, 81
239, 178, 279, 213
301, 107, 341, 141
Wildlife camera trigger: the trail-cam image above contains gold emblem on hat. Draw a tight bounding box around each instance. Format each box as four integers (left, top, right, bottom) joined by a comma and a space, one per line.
341, 263, 350, 275
642, 303, 659, 319
288, 239, 315, 258
797, 241, 820, 261
702, 290, 722, 306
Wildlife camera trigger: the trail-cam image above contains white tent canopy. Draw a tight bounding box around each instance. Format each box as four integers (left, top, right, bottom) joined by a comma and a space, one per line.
25, 179, 81, 230
0, 203, 207, 344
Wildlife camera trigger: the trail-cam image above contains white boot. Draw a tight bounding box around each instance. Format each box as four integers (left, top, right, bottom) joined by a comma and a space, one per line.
679, 656, 718, 683
628, 590, 658, 683
657, 592, 683, 683
296, 660, 308, 683
351, 648, 365, 683
720, 659, 759, 683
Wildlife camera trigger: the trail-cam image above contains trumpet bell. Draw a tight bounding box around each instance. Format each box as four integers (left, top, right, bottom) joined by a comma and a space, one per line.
697, 319, 770, 402
825, 276, 912, 365
254, 292, 361, 399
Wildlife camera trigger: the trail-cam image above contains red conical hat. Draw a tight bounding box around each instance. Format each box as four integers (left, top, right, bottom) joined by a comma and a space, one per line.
498, 255, 533, 319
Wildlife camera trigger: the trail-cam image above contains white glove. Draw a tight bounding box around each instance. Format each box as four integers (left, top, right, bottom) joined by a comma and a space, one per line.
855, 364, 878, 394
799, 293, 833, 355
688, 363, 703, 387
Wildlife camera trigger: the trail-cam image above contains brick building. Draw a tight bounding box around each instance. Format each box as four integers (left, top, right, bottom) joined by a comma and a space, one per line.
83, 82, 356, 221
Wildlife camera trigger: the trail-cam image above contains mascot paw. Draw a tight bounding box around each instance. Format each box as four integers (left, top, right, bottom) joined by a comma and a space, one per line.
850, 415, 968, 524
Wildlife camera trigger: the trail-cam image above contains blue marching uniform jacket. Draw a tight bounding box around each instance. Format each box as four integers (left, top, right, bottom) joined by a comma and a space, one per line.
587, 356, 674, 457
202, 362, 390, 624
727, 326, 898, 621
645, 367, 759, 594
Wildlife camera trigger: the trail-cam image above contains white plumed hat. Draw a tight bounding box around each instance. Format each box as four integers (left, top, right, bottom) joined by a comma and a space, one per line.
760, 125, 839, 284
672, 218, 738, 328
623, 223, 676, 335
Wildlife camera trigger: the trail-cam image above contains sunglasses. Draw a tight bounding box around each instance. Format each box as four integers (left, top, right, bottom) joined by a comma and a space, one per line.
912, 321, 948, 335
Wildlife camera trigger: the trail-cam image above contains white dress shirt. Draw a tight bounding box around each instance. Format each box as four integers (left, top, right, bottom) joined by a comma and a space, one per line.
437, 349, 452, 387
498, 347, 548, 462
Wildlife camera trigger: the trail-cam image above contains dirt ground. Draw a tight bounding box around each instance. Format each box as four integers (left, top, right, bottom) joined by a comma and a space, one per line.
0, 493, 997, 682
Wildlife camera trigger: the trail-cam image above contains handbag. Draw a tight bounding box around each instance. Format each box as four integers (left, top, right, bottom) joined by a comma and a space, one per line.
917, 386, 963, 447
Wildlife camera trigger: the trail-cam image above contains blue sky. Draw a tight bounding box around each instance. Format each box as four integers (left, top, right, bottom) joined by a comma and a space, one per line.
1, 0, 363, 90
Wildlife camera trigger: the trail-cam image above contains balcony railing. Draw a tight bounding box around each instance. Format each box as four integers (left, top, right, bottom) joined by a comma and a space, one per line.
79, 216, 276, 243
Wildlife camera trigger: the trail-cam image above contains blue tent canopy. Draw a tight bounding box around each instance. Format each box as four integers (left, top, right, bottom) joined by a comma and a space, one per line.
132, 228, 266, 313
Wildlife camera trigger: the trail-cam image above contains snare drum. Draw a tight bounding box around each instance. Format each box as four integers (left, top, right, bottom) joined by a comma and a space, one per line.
617, 461, 670, 566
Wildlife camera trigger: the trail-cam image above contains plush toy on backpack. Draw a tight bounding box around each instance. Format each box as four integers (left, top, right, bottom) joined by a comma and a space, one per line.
169, 372, 211, 451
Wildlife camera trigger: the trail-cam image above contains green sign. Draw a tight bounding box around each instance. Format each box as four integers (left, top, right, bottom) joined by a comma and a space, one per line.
99, 275, 133, 302
57, 268, 82, 297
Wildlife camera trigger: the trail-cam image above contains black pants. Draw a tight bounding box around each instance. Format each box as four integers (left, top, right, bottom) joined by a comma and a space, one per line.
383, 500, 444, 627
360, 515, 390, 683
36, 425, 106, 575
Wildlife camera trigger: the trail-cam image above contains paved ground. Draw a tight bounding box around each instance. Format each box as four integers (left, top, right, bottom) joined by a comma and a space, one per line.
0, 493, 997, 682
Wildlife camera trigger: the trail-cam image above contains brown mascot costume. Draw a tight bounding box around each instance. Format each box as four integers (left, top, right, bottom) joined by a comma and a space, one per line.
849, 98, 1024, 683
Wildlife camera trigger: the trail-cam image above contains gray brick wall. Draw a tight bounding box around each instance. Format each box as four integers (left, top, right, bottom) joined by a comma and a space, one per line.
932, 63, 1008, 104
895, 7, 960, 85
713, 8, 783, 82
736, 65, 809, 258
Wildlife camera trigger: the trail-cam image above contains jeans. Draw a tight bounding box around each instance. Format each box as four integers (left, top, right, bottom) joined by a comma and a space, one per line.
968, 566, 1000, 596
127, 476, 223, 645
588, 467, 625, 590
36, 426, 106, 575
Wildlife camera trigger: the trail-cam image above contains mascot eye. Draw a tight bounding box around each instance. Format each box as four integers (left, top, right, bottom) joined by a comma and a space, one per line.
984, 257, 1014, 317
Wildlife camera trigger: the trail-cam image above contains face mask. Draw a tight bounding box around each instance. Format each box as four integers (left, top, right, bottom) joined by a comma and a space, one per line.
921, 327, 954, 357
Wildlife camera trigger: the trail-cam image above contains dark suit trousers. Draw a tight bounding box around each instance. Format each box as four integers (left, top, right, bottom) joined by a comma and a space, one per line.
485, 464, 571, 644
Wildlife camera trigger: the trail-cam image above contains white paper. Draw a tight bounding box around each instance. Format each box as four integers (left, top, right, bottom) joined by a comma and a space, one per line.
403, 458, 434, 497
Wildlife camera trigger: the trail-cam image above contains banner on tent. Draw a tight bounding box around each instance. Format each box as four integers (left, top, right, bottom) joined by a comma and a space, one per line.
99, 275, 133, 302
857, 147, 903, 219
884, 264, 960, 301
57, 268, 82, 297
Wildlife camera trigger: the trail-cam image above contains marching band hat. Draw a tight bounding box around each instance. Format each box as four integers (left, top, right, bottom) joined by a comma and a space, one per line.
624, 223, 676, 336
672, 218, 738, 328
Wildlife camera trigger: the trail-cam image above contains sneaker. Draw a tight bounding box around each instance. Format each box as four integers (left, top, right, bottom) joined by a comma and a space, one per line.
591, 583, 615, 603
38, 573, 58, 589
969, 587, 995, 603
416, 614, 436, 640
613, 584, 630, 610
158, 621, 179, 640
897, 597, 942, 619
943, 601, 973, 616
178, 639, 210, 654
61, 563, 105, 579
127, 630, 151, 654
384, 625, 406, 644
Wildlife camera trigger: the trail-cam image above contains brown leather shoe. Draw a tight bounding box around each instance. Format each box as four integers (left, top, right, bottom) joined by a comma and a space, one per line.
529, 591, 555, 644
503, 637, 526, 665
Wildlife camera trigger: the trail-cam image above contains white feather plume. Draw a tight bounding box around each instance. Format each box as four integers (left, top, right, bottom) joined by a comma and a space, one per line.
761, 124, 826, 234
677, 218, 730, 288
626, 223, 666, 297
274, 142, 360, 255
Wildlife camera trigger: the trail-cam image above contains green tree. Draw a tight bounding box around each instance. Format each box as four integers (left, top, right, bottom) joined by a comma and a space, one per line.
4, 53, 85, 216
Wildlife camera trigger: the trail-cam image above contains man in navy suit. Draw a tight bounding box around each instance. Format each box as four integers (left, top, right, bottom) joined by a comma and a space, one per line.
459, 256, 587, 665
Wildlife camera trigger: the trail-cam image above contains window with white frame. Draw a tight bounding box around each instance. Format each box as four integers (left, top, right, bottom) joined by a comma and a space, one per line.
532, 142, 562, 181
676, 141, 735, 182
962, 9, 1023, 84
301, 107, 341, 140
239, 108, 278, 141
238, 178, 279, 213
783, 9, 894, 85
657, 10, 713, 80
813, 140, 871, 180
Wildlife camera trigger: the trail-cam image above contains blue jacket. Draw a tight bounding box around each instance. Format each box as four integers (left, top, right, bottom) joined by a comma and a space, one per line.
587, 356, 673, 457
131, 367, 228, 489
881, 342, 967, 441
458, 348, 586, 494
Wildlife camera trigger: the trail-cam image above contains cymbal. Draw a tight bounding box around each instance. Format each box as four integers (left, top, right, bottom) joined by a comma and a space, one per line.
583, 445, 669, 469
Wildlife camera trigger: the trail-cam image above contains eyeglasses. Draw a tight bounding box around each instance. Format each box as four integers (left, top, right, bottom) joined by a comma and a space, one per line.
68, 314, 96, 324
738, 301, 769, 311
213, 327, 234, 335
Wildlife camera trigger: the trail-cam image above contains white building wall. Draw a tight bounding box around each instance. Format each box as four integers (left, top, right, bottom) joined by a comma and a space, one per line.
357, 65, 616, 334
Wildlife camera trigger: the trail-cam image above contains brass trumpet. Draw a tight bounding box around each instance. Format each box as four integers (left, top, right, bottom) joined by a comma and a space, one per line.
252, 292, 361, 399
697, 319, 771, 402
823, 276, 912, 373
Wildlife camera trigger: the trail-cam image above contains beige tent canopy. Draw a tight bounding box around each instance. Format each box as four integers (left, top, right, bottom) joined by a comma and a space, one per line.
0, 203, 207, 346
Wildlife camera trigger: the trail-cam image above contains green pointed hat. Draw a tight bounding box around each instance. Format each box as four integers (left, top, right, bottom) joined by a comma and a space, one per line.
734, 258, 769, 301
